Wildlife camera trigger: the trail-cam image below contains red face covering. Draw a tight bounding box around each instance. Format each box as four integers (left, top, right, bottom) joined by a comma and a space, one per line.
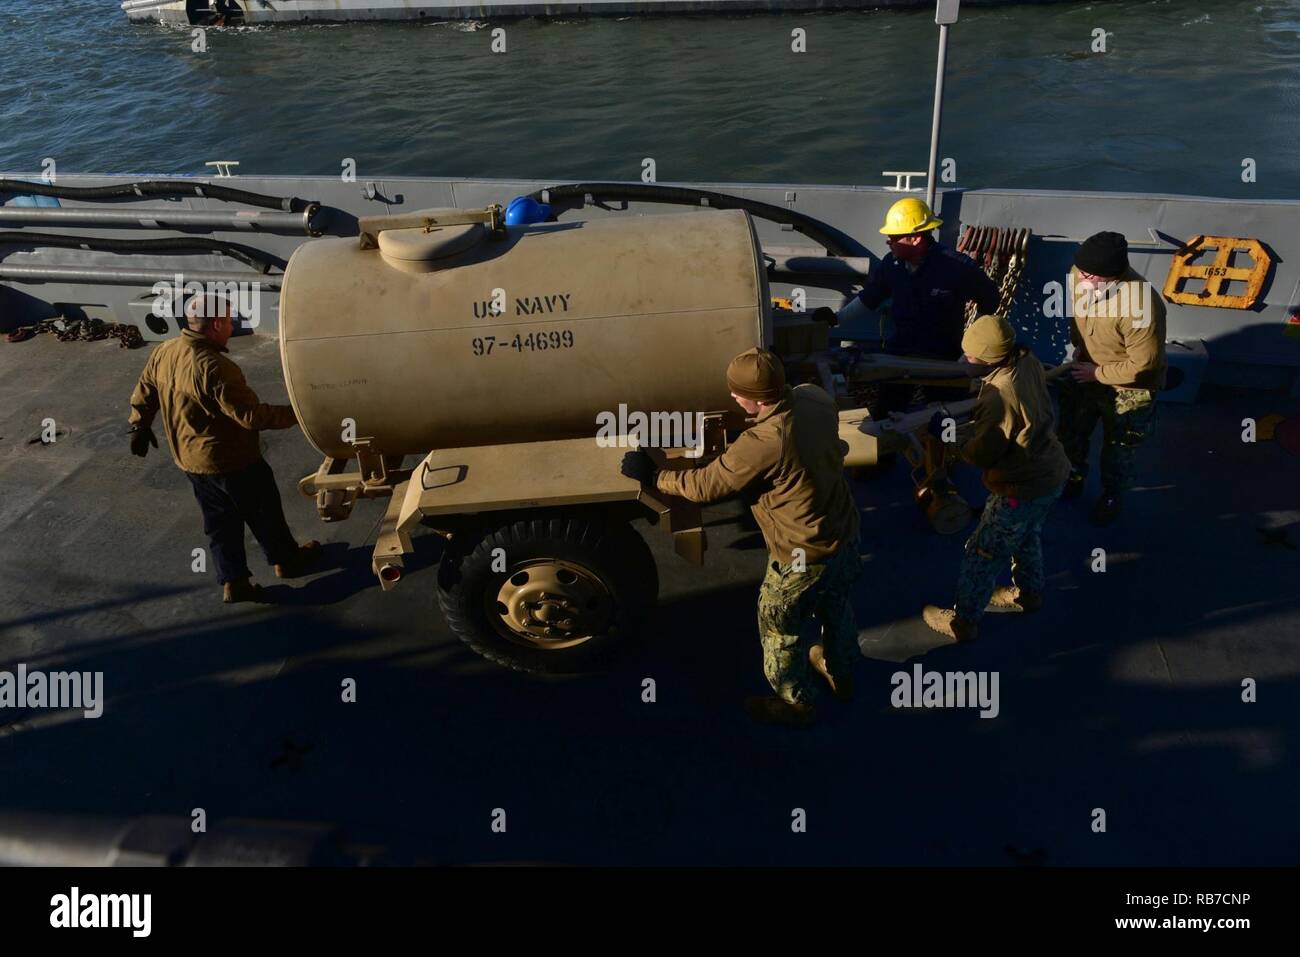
888, 235, 930, 263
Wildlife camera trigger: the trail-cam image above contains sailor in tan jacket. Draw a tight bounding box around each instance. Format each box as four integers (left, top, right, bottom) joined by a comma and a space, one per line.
621, 348, 861, 728
1059, 231, 1167, 525
128, 294, 317, 603
923, 315, 1071, 642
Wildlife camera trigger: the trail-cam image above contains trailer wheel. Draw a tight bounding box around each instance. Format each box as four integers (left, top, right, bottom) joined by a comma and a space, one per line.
436, 513, 658, 675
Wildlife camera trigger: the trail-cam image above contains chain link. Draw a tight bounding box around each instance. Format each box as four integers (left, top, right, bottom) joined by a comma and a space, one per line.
23, 315, 144, 349
958, 226, 1032, 326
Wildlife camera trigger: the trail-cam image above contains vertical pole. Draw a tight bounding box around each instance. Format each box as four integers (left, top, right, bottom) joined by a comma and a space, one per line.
925, 22, 950, 213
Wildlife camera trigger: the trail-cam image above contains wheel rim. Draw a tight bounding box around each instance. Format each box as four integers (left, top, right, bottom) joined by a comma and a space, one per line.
489, 560, 615, 650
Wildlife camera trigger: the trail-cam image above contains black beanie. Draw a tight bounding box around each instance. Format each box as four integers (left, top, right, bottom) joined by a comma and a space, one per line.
1074, 231, 1129, 277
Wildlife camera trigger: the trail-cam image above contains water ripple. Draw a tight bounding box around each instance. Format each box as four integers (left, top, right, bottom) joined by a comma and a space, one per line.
0, 0, 1297, 198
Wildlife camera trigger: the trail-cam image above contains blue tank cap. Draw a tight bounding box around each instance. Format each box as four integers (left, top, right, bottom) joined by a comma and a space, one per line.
505, 195, 552, 226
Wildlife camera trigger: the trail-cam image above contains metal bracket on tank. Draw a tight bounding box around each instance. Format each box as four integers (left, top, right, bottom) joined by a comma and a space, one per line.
297, 443, 413, 524
299, 457, 360, 522
352, 439, 388, 486
697, 413, 727, 458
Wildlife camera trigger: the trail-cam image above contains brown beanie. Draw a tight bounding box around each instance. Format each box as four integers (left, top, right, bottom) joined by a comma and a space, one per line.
961, 314, 1016, 365
726, 347, 786, 402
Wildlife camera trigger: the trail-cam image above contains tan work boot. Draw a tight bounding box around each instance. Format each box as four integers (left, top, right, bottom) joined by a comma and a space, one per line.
222, 577, 266, 604
986, 586, 1043, 613
922, 606, 979, 642
744, 696, 816, 729
274, 540, 322, 579
809, 644, 854, 702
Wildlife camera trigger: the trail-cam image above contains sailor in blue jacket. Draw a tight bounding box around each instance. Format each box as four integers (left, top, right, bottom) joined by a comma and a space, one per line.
838, 198, 1001, 419
848, 197, 1001, 360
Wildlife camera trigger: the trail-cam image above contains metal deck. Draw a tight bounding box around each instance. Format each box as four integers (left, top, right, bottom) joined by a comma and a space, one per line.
1, 332, 1296, 864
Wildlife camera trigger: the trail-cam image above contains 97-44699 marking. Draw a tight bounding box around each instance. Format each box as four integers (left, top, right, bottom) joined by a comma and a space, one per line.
472, 329, 575, 356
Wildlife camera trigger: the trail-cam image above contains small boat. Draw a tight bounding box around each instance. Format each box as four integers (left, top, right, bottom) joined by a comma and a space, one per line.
120, 0, 1079, 27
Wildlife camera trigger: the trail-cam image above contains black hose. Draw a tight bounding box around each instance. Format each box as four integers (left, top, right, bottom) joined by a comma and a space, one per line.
0, 232, 279, 274
0, 179, 313, 213
528, 182, 866, 258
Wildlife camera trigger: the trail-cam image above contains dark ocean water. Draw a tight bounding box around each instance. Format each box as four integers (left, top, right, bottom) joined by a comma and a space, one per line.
2, 0, 1299, 196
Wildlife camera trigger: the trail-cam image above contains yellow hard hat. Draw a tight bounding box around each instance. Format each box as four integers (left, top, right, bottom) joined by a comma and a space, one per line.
879, 197, 943, 236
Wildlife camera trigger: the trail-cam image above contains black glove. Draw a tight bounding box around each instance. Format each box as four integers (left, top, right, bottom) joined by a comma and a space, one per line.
928, 410, 951, 441
620, 449, 657, 484
129, 426, 158, 458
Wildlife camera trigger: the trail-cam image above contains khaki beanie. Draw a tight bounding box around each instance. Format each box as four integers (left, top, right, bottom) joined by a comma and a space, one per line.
961, 314, 1016, 365
726, 347, 786, 402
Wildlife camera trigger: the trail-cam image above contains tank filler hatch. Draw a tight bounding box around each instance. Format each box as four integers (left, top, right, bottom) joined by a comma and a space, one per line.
357, 204, 505, 249
378, 223, 488, 273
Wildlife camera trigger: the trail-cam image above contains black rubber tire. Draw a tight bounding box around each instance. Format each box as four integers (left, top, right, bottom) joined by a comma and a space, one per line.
436, 512, 658, 675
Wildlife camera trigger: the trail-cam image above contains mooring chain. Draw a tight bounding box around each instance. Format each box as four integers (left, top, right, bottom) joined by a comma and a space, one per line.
20, 315, 144, 349
958, 225, 1031, 327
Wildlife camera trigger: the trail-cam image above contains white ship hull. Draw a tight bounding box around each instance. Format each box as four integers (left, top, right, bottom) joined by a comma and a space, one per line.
121, 0, 1058, 25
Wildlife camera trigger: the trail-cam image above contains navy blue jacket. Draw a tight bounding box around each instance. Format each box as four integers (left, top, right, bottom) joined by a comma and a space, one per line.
855, 242, 1001, 359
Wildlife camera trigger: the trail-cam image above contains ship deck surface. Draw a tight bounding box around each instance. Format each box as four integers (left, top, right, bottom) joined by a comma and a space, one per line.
1, 333, 1297, 865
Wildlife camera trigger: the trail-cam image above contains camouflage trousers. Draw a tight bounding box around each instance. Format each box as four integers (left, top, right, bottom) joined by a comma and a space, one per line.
955, 490, 1061, 622
757, 543, 863, 705
1057, 378, 1158, 494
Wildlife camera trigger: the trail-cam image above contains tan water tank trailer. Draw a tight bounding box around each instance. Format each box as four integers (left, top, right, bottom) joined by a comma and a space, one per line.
284, 205, 974, 675
279, 207, 771, 459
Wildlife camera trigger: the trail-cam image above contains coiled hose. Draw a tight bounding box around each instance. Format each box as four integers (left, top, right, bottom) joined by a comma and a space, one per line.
0, 232, 280, 273
527, 182, 865, 258
0, 179, 313, 214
